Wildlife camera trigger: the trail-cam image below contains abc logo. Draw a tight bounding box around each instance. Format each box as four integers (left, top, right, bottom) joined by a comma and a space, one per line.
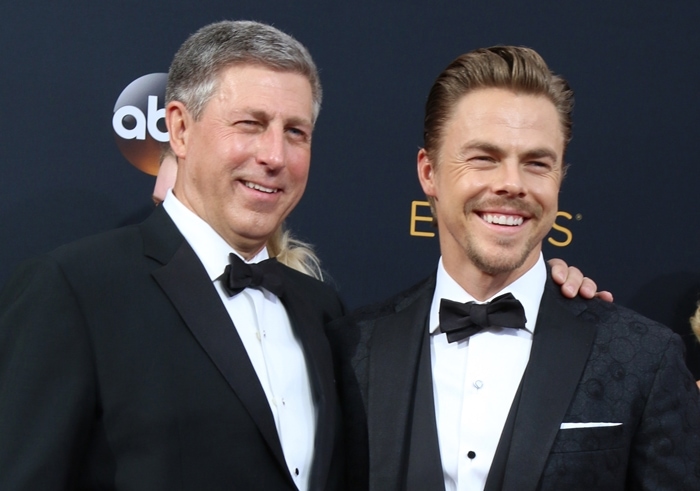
112, 73, 168, 176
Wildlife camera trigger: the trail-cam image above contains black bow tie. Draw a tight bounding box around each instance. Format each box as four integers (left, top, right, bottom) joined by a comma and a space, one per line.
438, 292, 527, 343
219, 253, 285, 297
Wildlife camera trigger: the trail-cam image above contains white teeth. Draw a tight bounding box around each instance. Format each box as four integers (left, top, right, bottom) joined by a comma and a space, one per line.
244, 181, 277, 193
482, 214, 524, 226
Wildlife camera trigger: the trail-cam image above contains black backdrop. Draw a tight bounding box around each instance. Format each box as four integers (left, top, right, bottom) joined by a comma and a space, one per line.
2, 1, 699, 376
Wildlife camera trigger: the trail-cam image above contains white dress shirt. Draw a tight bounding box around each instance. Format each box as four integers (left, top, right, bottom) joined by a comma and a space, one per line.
429, 255, 546, 491
163, 190, 315, 491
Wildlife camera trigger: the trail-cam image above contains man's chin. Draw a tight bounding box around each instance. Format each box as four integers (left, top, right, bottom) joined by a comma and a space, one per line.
467, 248, 533, 277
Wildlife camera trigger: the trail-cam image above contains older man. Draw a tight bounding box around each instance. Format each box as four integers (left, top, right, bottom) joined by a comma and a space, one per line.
0, 21, 344, 490
328, 46, 700, 491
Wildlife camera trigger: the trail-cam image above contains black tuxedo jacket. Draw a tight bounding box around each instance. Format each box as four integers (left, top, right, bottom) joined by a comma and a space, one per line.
327, 273, 700, 491
0, 206, 346, 490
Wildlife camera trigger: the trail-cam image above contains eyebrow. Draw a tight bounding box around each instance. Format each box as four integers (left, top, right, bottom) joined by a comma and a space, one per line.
521, 148, 558, 162
246, 109, 313, 129
459, 141, 558, 162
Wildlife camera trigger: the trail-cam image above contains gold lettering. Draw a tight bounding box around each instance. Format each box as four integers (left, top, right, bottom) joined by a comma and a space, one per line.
410, 201, 435, 237
410, 201, 577, 246
548, 211, 573, 247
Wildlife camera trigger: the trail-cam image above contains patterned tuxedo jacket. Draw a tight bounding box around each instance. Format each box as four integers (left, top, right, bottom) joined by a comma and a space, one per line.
327, 272, 700, 491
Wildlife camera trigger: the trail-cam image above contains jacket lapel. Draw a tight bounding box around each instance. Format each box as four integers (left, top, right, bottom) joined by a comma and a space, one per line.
406, 325, 446, 491
280, 277, 339, 491
500, 279, 597, 491
368, 276, 435, 490
143, 209, 288, 477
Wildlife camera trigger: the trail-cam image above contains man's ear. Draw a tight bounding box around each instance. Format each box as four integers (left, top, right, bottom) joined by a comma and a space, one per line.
165, 101, 191, 159
417, 148, 437, 198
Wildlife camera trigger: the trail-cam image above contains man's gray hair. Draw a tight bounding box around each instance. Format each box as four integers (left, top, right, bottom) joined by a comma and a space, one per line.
166, 20, 322, 122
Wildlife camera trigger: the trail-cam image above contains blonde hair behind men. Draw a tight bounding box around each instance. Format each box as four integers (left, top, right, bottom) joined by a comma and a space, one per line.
267, 224, 323, 280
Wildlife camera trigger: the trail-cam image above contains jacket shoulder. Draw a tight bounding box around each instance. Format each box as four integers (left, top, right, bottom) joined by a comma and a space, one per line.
47, 206, 179, 266
572, 295, 676, 343
555, 292, 694, 390
348, 274, 436, 324
325, 274, 434, 360
281, 264, 346, 318
545, 277, 673, 341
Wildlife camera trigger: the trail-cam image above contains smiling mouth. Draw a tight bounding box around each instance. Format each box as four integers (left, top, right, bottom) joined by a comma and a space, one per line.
480, 213, 524, 226
244, 181, 278, 194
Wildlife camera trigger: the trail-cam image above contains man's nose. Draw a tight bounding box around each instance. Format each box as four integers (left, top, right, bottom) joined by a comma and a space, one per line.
256, 126, 285, 169
493, 162, 525, 197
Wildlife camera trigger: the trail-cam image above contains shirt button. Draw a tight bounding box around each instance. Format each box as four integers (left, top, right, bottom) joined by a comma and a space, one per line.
467, 451, 476, 459
295, 468, 299, 476
473, 380, 484, 389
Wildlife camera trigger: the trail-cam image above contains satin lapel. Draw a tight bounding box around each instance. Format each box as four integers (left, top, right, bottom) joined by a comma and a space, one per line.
406, 327, 446, 491
501, 280, 597, 491
151, 241, 288, 474
279, 277, 338, 491
368, 279, 434, 489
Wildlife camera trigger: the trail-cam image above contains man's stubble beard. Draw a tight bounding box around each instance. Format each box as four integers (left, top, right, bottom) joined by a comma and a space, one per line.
462, 196, 546, 276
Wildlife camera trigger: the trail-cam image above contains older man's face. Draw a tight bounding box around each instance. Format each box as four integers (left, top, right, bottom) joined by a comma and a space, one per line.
168, 64, 314, 257
418, 87, 565, 291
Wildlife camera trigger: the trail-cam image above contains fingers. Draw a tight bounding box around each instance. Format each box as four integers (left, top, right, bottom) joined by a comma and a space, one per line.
547, 258, 573, 285
546, 258, 613, 301
548, 259, 583, 298
595, 290, 614, 303
575, 277, 598, 299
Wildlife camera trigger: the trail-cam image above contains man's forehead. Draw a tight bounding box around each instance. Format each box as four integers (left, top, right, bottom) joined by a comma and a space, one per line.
215, 63, 311, 90
444, 89, 565, 150
206, 64, 314, 117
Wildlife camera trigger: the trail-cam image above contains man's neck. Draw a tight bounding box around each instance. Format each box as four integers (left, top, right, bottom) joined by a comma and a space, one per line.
441, 253, 541, 301
234, 244, 266, 262
167, 188, 266, 261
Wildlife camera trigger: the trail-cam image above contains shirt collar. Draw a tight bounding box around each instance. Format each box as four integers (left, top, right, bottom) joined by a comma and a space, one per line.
162, 189, 269, 282
429, 253, 546, 335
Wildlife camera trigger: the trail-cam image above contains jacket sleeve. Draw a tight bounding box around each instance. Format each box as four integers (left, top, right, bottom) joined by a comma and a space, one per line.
628, 331, 700, 490
0, 256, 96, 490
